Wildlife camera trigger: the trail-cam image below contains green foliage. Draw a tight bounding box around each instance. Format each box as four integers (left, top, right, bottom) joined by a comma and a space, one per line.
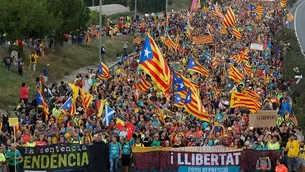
0, 0, 58, 40
88, 11, 106, 26
276, 28, 305, 129
0, 0, 90, 44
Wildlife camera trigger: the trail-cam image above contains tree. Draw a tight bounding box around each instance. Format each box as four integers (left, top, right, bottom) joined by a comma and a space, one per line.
0, 0, 58, 41
47, 0, 90, 44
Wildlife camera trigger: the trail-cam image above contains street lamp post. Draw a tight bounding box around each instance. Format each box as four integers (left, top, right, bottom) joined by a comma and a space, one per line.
92, 0, 94, 6
99, 0, 102, 61
135, 0, 137, 18
166, 0, 168, 15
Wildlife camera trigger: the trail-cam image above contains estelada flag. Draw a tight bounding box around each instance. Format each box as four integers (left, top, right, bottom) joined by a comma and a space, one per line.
138, 33, 172, 95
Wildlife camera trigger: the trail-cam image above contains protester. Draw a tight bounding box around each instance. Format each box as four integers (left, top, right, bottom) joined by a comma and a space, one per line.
3, 0, 305, 171
109, 137, 122, 172
0, 146, 7, 172
275, 159, 288, 172
3, 56, 12, 71
42, 64, 49, 83
19, 83, 29, 104
29, 52, 38, 72
5, 144, 22, 172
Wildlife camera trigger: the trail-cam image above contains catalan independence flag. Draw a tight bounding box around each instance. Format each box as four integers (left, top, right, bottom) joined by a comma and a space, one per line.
187, 56, 209, 76
232, 27, 242, 40
36, 90, 49, 120
285, 14, 294, 25
223, 7, 236, 28
210, 3, 223, 18
139, 34, 172, 95
219, 25, 228, 34
184, 88, 209, 122
174, 93, 184, 107
192, 34, 213, 44
250, 4, 263, 16
98, 62, 111, 80
137, 74, 151, 92
228, 65, 243, 84
230, 90, 261, 113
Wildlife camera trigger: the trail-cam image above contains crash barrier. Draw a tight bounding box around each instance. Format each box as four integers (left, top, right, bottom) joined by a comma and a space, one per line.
132, 146, 282, 172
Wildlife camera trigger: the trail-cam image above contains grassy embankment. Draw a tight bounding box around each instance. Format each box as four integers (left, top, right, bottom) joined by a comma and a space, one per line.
0, 35, 133, 109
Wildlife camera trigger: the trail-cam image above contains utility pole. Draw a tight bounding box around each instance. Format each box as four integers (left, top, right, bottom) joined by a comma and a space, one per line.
135, 0, 137, 18
166, 0, 168, 15
99, 0, 102, 61
92, 0, 94, 6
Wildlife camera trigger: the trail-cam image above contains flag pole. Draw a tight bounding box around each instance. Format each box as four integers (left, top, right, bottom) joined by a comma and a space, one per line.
99, 0, 103, 62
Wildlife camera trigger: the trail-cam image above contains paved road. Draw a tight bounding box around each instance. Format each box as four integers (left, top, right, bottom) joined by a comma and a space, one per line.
294, 0, 305, 55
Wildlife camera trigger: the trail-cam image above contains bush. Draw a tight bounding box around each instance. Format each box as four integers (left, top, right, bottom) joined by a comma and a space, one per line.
276, 28, 305, 129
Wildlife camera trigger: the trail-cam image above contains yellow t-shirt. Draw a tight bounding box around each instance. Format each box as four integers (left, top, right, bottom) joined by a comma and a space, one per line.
0, 153, 6, 163
286, 140, 300, 158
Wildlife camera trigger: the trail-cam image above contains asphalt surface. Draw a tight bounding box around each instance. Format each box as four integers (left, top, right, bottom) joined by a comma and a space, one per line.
294, 0, 305, 54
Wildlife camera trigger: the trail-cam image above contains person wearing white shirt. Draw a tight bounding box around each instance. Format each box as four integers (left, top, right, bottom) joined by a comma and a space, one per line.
83, 75, 92, 92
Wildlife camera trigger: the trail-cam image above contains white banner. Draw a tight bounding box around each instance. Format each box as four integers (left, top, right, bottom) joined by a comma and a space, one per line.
250, 43, 264, 51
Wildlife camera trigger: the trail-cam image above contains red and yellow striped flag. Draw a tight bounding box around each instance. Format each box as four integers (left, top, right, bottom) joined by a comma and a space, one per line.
192, 34, 213, 44
232, 27, 242, 40
231, 55, 242, 64
161, 36, 175, 50
228, 65, 243, 83
187, 56, 209, 77
219, 25, 228, 34
184, 89, 210, 122
138, 33, 172, 95
230, 90, 261, 113
253, 5, 263, 16
137, 74, 151, 92
244, 63, 252, 76
97, 62, 111, 80
80, 89, 93, 112
211, 58, 218, 69
133, 37, 142, 45
223, 7, 236, 28
242, 88, 260, 101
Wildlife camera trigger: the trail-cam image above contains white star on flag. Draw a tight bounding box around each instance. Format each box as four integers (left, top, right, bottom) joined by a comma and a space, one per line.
144, 48, 151, 57
187, 95, 191, 101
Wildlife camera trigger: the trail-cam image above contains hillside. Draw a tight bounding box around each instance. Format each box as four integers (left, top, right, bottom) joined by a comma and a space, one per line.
0, 36, 133, 110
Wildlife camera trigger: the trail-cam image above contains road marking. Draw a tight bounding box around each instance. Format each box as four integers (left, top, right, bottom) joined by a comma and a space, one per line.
294, 0, 305, 57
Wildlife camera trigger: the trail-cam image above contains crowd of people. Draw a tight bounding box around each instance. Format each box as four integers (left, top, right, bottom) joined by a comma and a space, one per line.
0, 0, 303, 172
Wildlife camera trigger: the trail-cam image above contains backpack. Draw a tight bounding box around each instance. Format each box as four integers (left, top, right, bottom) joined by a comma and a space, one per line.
31, 55, 36, 62
5, 57, 11, 65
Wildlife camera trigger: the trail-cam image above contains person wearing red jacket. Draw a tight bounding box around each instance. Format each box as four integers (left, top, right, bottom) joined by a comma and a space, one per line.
19, 82, 29, 103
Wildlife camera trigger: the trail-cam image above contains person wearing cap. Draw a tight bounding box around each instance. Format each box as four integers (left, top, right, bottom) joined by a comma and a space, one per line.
284, 134, 300, 172
0, 146, 6, 172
